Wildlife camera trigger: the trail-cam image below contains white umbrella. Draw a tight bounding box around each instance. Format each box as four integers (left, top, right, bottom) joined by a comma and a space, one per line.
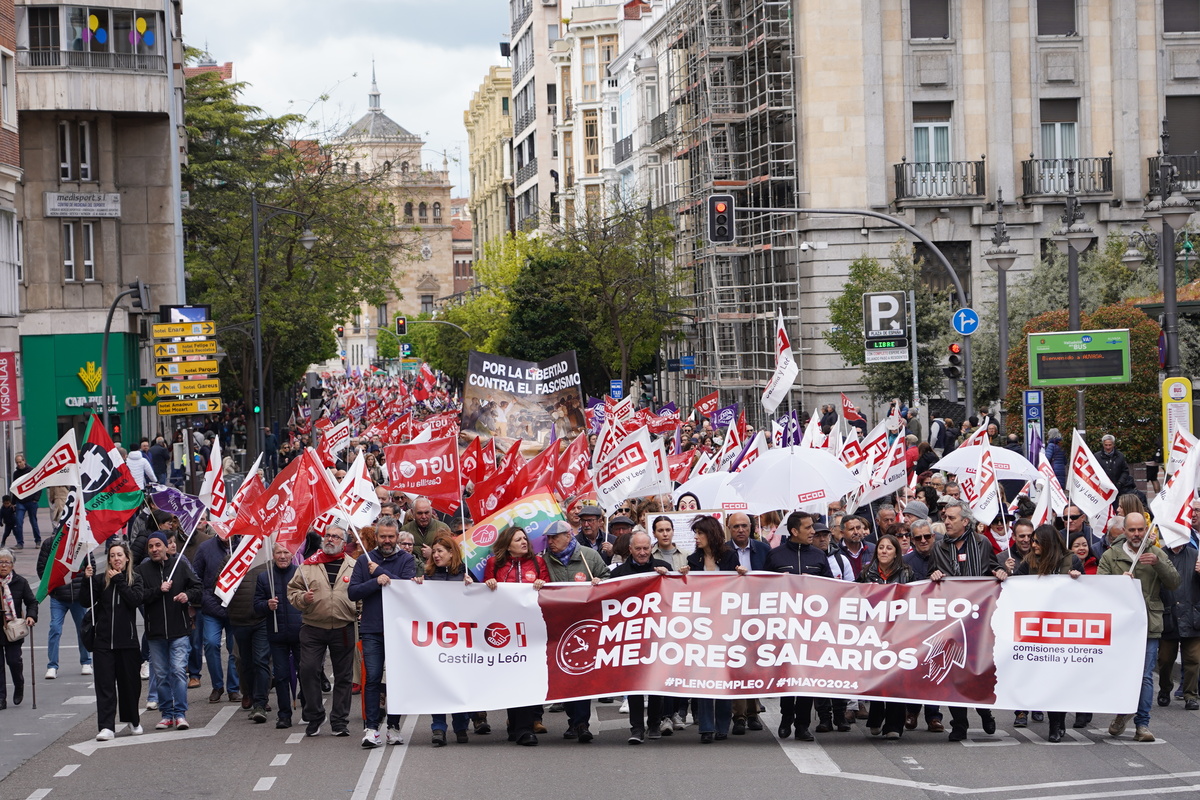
931, 446, 1038, 481
727, 446, 861, 515
672, 471, 743, 510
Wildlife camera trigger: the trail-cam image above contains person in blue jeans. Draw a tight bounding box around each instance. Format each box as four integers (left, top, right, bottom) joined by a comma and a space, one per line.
347, 516, 416, 748
10, 454, 42, 548
36, 539, 92, 678
254, 542, 305, 729
191, 535, 240, 702
134, 531, 201, 729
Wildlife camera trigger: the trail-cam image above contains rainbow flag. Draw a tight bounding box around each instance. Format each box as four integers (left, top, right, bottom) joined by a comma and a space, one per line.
462, 491, 564, 581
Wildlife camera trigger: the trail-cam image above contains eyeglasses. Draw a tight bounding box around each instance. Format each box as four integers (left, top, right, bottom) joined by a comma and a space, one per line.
398, 542, 414, 547
912, 534, 934, 542
323, 534, 345, 541
1068, 513, 1085, 521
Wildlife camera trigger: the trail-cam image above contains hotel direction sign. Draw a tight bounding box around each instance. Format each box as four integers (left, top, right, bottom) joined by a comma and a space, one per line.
44, 192, 122, 218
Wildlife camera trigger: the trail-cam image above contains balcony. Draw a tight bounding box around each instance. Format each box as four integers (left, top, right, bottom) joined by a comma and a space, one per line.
1149, 154, 1200, 194
514, 106, 536, 136
18, 49, 166, 73
893, 158, 986, 201
614, 135, 634, 165
515, 157, 538, 187
650, 109, 675, 144
513, 53, 535, 86
511, 0, 532, 35
1021, 156, 1112, 196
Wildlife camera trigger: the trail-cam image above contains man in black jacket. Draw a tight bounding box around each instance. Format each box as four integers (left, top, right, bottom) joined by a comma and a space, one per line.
255, 542, 305, 729
0, 548, 36, 707
929, 500, 1006, 741
192, 534, 240, 704
37, 536, 92, 679
136, 531, 201, 731
764, 512, 832, 742
1096, 434, 1138, 498
611, 532, 672, 744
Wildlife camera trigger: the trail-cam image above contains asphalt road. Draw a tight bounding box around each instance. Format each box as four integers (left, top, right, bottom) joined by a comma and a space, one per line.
6, 515, 1200, 800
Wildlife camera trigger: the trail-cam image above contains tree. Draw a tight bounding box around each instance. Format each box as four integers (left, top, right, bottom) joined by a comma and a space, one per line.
823, 244, 953, 404
182, 52, 402, 420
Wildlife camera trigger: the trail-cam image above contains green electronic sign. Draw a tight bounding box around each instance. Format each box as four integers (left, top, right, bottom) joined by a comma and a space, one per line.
1027, 329, 1131, 387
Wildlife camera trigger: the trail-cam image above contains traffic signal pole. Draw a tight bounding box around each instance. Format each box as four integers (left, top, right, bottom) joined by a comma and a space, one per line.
734, 205, 974, 419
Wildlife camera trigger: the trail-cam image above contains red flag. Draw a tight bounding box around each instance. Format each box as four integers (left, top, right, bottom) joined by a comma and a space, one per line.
384, 437, 460, 497
668, 450, 697, 484
460, 436, 484, 488
553, 434, 591, 499
695, 391, 719, 417
79, 415, 142, 542
466, 456, 521, 521
509, 444, 558, 499
480, 437, 497, 479
227, 449, 337, 553
840, 393, 865, 423
497, 439, 527, 476
736, 410, 747, 441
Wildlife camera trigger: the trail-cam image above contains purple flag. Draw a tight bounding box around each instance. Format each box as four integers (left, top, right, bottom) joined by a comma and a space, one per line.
657, 402, 678, 416
146, 484, 206, 534
714, 403, 738, 430
587, 397, 605, 434
789, 409, 802, 445
1028, 422, 1043, 464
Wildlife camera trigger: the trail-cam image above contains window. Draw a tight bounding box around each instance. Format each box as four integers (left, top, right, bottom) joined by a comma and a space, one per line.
418, 203, 428, 221
58, 120, 95, 181
548, 24, 559, 46
912, 102, 952, 164
1039, 98, 1078, 160
15, 221, 22, 283
403, 202, 413, 221
420, 294, 434, 315
582, 38, 598, 100
28, 7, 59, 51
1167, 96, 1200, 156
501, 96, 509, 115
80, 223, 95, 281
376, 304, 388, 327
433, 202, 442, 220
68, 7, 111, 53
1037, 0, 1075, 35
910, 0, 950, 39
1165, 0, 1200, 33
352, 313, 361, 333
63, 223, 75, 281
583, 109, 600, 175
1, 51, 15, 128
914, 240, 972, 300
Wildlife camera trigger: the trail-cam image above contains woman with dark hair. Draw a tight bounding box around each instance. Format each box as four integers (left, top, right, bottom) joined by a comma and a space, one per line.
1069, 532, 1099, 574
675, 492, 701, 512
856, 533, 914, 740
414, 533, 471, 746
1015, 524, 1084, 741
914, 443, 938, 475
83, 543, 144, 740
483, 527, 548, 745
884, 522, 912, 554
686, 515, 744, 742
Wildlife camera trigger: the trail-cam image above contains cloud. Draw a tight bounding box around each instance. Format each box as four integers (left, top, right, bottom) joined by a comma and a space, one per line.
182, 0, 511, 194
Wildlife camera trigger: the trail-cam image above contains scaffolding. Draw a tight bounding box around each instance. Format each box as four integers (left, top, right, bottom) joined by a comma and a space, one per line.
653, 0, 801, 428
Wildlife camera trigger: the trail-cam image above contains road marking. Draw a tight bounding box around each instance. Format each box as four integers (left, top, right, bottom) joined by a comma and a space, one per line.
373, 715, 419, 800
53, 765, 79, 778
349, 747, 385, 800
762, 711, 841, 775
284, 733, 303, 745
40, 714, 77, 720
900, 756, 924, 771
24, 790, 52, 800
1010, 785, 1200, 800
69, 705, 238, 756
1013, 727, 1093, 746
959, 727, 1018, 747
270, 754, 290, 767
62, 696, 94, 705
253, 777, 275, 792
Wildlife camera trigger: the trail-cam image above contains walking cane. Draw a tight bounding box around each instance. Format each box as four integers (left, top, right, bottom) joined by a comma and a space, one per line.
28, 625, 36, 709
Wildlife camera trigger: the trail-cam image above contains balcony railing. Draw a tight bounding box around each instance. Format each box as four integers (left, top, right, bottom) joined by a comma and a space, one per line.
650, 108, 675, 144
515, 157, 538, 187
893, 158, 986, 201
513, 54, 535, 86
1149, 154, 1200, 194
18, 49, 166, 73
614, 134, 634, 165
514, 106, 536, 135
511, 0, 532, 35
1021, 156, 1112, 196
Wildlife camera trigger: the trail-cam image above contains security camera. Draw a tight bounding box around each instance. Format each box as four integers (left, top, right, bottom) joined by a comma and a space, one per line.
800, 242, 809, 252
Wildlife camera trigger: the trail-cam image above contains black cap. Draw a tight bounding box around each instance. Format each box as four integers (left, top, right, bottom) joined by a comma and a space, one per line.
609, 515, 636, 528
577, 505, 604, 517
812, 522, 831, 535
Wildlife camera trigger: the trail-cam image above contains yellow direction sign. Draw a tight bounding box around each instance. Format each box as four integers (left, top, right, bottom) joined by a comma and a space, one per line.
154, 340, 217, 358
152, 321, 215, 338
158, 398, 223, 416
154, 360, 219, 378
156, 379, 221, 398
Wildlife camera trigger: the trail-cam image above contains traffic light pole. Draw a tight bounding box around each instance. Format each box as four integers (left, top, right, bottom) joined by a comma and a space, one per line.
737, 205, 974, 419
100, 285, 140, 438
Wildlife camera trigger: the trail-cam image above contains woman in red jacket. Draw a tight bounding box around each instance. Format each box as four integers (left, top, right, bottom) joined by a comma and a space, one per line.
482, 526, 548, 745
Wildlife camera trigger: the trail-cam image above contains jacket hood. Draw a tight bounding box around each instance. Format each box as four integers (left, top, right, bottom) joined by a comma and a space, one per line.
128, 450, 145, 461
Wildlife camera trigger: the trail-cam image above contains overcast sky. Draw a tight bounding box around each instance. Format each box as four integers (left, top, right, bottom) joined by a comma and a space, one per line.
182, 0, 511, 196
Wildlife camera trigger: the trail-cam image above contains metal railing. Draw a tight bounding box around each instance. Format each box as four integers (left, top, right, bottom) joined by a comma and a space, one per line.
614, 134, 634, 164
650, 109, 675, 143
513, 54, 535, 85
514, 106, 536, 135
515, 157, 538, 187
511, 0, 532, 35
1021, 156, 1112, 196
1150, 154, 1200, 194
893, 159, 986, 200
18, 49, 166, 72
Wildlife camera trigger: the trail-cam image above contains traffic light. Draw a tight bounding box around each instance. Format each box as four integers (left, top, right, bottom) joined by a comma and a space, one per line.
252, 392, 262, 414
943, 342, 963, 379
395, 316, 407, 336
336, 325, 345, 338
128, 279, 150, 310
707, 194, 735, 244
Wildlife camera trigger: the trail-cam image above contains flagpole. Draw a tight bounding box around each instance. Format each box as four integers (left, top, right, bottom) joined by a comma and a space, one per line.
164, 506, 204, 584
266, 531, 278, 633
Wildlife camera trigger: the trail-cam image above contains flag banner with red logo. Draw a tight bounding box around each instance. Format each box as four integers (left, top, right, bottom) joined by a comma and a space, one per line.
212, 453, 265, 539
382, 574, 1145, 716
214, 534, 265, 607
35, 485, 92, 602
461, 491, 564, 581
12, 429, 80, 499
840, 392, 864, 423
552, 434, 591, 499
384, 437, 459, 497
1150, 436, 1200, 549
80, 415, 143, 541
595, 426, 657, 513
316, 418, 351, 466
462, 350, 585, 456
226, 449, 337, 553
694, 391, 719, 417
199, 437, 228, 519
1068, 430, 1118, 534
761, 309, 798, 414
460, 436, 484, 488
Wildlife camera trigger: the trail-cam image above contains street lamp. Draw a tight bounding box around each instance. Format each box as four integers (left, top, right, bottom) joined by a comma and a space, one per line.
983, 189, 1018, 418
251, 194, 318, 462
1146, 118, 1195, 379
1051, 161, 1095, 430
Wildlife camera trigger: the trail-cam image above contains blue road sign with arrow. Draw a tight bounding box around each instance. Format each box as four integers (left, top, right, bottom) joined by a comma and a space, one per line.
952, 307, 980, 336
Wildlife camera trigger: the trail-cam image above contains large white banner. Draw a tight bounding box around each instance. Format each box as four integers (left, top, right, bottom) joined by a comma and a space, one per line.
383, 574, 1145, 716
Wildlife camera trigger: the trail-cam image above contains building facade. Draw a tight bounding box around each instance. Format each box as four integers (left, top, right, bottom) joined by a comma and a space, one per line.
15, 0, 186, 455
464, 64, 512, 260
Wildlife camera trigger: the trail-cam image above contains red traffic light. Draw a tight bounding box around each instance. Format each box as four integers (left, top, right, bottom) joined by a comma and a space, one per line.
714, 201, 728, 214
948, 342, 962, 355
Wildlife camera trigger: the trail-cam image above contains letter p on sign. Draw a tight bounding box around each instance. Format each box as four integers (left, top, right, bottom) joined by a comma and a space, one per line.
870, 295, 899, 332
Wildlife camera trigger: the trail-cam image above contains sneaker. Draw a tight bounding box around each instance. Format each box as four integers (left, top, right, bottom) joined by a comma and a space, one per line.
154, 719, 174, 731
386, 727, 404, 745
1133, 725, 1155, 742
96, 728, 115, 741
249, 706, 267, 724
455, 731, 469, 744
130, 725, 143, 736
140, 663, 150, 680
187, 677, 202, 689
884, 731, 901, 740
671, 712, 686, 730
208, 689, 223, 704
362, 728, 382, 748
1187, 700, 1200, 711
333, 727, 350, 737
306, 721, 321, 737
432, 729, 446, 747
1014, 711, 1028, 728
648, 722, 662, 740
628, 727, 645, 744
619, 698, 630, 714
576, 723, 594, 744
1108, 714, 1131, 737
45, 668, 57, 680
81, 664, 93, 676
146, 701, 159, 711
175, 717, 189, 730
276, 718, 293, 730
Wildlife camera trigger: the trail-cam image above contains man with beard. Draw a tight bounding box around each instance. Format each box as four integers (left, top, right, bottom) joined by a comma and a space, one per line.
349, 516, 417, 748
287, 525, 358, 738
